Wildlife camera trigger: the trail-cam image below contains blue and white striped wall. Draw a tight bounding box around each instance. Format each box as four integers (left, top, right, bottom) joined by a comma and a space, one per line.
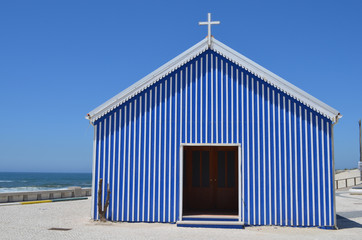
91, 49, 335, 227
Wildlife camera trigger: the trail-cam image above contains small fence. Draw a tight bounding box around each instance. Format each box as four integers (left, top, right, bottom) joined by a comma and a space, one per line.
335, 177, 361, 189
0, 187, 91, 203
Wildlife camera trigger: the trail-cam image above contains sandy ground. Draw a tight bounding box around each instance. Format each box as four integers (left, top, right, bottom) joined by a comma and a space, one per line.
0, 190, 361, 240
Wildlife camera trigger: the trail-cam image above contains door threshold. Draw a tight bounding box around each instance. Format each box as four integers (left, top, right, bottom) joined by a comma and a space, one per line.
182, 214, 239, 222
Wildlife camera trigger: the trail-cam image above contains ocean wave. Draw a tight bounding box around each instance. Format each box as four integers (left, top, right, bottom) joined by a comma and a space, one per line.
0, 186, 68, 193
0, 180, 13, 183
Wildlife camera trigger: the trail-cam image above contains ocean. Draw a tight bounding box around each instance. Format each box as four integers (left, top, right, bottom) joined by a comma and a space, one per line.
0, 172, 92, 193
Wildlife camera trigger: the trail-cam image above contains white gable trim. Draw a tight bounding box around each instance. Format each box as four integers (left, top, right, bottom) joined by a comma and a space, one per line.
211, 39, 341, 121
87, 38, 341, 123
87, 38, 208, 122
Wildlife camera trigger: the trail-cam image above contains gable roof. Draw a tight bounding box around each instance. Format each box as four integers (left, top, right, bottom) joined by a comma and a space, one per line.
86, 37, 341, 123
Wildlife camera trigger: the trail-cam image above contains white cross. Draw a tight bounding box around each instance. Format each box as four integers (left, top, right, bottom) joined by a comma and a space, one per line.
199, 13, 220, 46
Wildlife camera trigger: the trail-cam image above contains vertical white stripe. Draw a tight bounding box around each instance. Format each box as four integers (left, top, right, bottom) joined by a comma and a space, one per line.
117, 109, 122, 221
305, 109, 310, 226
283, 96, 287, 225
221, 59, 224, 143
164, 80, 167, 222
97, 122, 102, 220
310, 112, 315, 226
321, 118, 326, 225
200, 58, 203, 143
185, 67, 188, 143
273, 90, 276, 225
231, 65, 234, 143
288, 100, 293, 225
252, 78, 255, 225
137, 97, 142, 221
211, 54, 214, 142
299, 106, 304, 225
216, 57, 219, 143
293, 102, 298, 225
257, 80, 260, 225
103, 118, 107, 211
142, 93, 147, 221
262, 84, 266, 225
190, 64, 193, 142
169, 76, 173, 222
122, 106, 127, 221
158, 84, 162, 221
226, 62, 229, 143
112, 112, 116, 221
241, 71, 244, 221
127, 102, 132, 220
91, 120, 97, 219
132, 100, 137, 221
153, 88, 157, 222
268, 87, 272, 225
236, 69, 239, 143
278, 94, 282, 225
205, 55, 208, 142
107, 116, 111, 218
175, 71, 180, 221
246, 74, 250, 223
316, 115, 321, 226
327, 122, 331, 225
148, 90, 152, 221
195, 60, 198, 142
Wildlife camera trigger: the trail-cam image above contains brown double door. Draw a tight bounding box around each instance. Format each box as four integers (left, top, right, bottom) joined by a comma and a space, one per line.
183, 146, 238, 215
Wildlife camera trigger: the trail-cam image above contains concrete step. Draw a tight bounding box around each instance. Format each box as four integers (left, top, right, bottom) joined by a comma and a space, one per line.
176, 220, 244, 229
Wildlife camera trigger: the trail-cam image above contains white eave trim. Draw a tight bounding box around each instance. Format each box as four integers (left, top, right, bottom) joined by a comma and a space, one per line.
86, 37, 341, 123
211, 39, 341, 121
86, 38, 209, 122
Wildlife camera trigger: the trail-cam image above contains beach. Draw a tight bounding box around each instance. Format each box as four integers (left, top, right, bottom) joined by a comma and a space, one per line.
0, 189, 361, 240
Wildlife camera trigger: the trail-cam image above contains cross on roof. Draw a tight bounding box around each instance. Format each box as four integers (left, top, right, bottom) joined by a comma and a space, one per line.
199, 13, 220, 46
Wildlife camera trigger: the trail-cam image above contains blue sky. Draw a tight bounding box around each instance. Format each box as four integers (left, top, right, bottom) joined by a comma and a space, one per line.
0, 0, 361, 172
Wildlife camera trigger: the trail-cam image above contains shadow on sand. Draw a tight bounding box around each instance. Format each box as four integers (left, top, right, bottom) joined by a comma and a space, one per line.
337, 214, 362, 229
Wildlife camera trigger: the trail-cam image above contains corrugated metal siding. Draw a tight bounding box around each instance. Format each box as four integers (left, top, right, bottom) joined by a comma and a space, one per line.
92, 49, 334, 226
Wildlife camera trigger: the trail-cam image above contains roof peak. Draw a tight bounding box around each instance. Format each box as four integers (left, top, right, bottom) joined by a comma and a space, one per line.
86, 38, 341, 123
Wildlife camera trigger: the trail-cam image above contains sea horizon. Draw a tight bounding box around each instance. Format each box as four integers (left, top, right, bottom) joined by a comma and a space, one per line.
0, 172, 92, 193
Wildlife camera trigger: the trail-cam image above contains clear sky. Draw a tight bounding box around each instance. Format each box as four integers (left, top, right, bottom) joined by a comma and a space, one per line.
0, 0, 361, 172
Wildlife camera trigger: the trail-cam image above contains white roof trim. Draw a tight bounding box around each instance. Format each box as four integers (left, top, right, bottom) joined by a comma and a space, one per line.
87, 38, 208, 122
87, 37, 341, 123
211, 39, 341, 121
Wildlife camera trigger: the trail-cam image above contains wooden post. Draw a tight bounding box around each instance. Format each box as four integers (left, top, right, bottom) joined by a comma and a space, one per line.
97, 178, 111, 222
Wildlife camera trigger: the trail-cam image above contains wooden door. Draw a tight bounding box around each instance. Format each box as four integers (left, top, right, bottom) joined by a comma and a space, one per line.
183, 146, 214, 211
183, 146, 238, 214
213, 147, 238, 211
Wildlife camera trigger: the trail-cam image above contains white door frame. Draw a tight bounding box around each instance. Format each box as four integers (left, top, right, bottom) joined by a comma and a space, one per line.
179, 143, 242, 222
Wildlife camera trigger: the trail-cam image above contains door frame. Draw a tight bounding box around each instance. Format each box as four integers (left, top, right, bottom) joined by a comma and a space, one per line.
179, 143, 242, 222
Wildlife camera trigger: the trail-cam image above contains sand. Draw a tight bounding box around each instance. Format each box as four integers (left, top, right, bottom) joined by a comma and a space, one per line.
0, 189, 361, 240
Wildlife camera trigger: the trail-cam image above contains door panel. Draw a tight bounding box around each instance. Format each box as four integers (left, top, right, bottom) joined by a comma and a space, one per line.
215, 149, 238, 211
184, 147, 213, 211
